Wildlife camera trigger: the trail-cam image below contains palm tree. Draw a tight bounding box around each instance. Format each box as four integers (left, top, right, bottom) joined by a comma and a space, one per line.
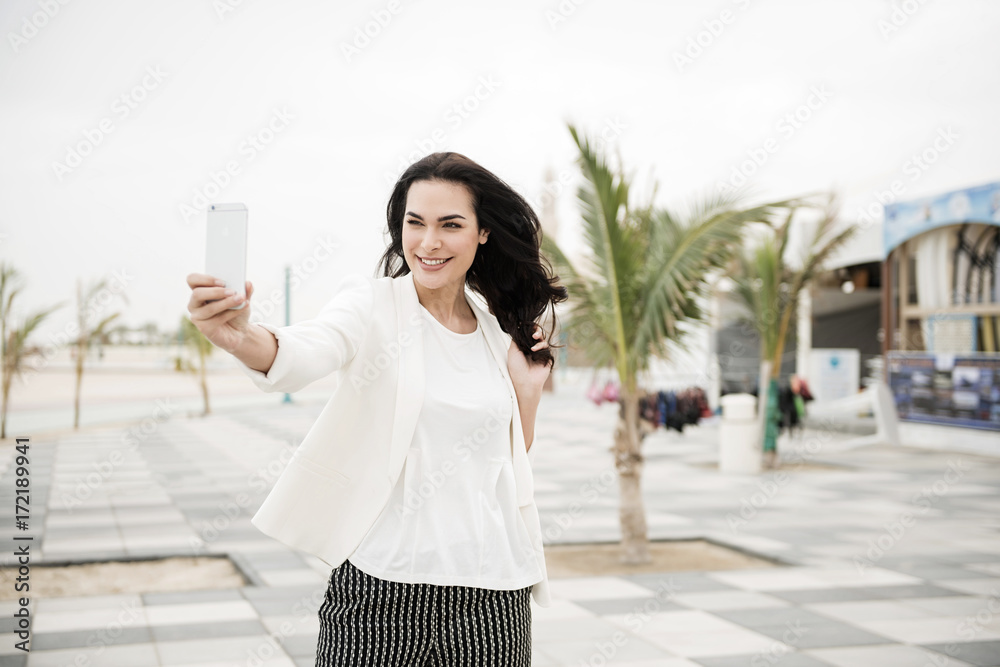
1, 262, 63, 439
540, 124, 799, 563
729, 194, 857, 467
180, 316, 213, 415
141, 321, 160, 346
72, 277, 128, 429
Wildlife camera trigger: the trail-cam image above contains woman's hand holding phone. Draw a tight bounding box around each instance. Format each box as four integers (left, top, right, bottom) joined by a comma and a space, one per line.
186, 274, 256, 354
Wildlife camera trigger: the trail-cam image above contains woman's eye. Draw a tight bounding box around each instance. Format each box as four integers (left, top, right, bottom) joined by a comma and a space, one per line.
406, 220, 459, 228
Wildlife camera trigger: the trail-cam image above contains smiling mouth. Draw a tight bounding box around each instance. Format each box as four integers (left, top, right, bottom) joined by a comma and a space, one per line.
418, 256, 452, 266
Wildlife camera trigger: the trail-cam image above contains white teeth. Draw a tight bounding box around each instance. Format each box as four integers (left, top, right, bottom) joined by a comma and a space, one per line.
421, 257, 448, 265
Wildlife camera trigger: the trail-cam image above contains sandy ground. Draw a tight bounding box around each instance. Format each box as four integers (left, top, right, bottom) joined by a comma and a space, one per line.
0, 556, 247, 600
543, 539, 777, 579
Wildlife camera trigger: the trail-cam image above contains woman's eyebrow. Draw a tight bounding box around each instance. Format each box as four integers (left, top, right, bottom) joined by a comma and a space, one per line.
405, 212, 467, 221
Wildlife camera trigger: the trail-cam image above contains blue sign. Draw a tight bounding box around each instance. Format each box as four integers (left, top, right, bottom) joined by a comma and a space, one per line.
884, 181, 1000, 253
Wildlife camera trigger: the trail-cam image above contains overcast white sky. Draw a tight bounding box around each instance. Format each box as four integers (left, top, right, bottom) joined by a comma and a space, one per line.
1, 0, 998, 341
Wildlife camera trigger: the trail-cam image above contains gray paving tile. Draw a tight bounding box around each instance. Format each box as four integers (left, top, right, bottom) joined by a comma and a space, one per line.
141, 588, 245, 605
867, 583, 969, 599
886, 564, 993, 581
768, 588, 888, 604
149, 618, 268, 642
695, 654, 835, 667
715, 608, 839, 629
31, 626, 153, 650
283, 634, 321, 658
752, 622, 892, 650
242, 585, 323, 601
922, 641, 1000, 667
572, 595, 685, 616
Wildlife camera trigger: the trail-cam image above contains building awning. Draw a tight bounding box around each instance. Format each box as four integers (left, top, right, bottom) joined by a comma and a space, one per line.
884, 180, 1000, 254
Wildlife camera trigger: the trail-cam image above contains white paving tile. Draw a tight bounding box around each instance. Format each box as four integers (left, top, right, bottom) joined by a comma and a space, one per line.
546, 576, 659, 601
530, 598, 597, 621
155, 635, 296, 665
257, 568, 327, 587
144, 600, 260, 626
707, 568, 836, 591
31, 604, 150, 633
643, 626, 787, 658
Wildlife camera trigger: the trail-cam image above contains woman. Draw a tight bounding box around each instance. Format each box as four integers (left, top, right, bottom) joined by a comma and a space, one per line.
186, 152, 567, 666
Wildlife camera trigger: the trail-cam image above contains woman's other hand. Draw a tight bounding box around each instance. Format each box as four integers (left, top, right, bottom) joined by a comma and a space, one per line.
507, 323, 552, 397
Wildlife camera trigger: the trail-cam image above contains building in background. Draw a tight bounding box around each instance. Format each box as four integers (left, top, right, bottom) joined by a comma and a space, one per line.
882, 181, 1000, 431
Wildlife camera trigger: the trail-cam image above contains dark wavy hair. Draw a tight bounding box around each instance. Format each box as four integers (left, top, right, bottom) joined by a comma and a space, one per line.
376, 152, 568, 369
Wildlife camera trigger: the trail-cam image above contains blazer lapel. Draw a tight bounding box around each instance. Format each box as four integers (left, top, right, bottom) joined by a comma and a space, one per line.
386, 273, 426, 484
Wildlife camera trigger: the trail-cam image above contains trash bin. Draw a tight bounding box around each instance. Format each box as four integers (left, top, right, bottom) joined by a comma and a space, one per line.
719, 393, 761, 474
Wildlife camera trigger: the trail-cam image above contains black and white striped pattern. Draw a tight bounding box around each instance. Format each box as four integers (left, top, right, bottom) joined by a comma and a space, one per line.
315, 559, 533, 666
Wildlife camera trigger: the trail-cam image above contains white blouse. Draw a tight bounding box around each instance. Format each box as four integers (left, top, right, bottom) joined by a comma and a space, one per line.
347, 300, 543, 589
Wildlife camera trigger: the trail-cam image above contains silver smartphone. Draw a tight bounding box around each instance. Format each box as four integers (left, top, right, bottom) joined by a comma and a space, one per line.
205, 203, 248, 310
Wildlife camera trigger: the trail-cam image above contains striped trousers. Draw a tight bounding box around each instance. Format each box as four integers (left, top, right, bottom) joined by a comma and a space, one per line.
315, 558, 533, 666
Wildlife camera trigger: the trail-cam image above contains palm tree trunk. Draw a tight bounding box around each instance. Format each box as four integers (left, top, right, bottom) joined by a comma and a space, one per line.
199, 345, 210, 415
615, 388, 649, 564
1, 367, 9, 439
73, 339, 84, 429
762, 298, 796, 462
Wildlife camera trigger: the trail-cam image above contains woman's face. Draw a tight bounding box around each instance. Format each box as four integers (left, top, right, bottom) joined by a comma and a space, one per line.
402, 179, 488, 291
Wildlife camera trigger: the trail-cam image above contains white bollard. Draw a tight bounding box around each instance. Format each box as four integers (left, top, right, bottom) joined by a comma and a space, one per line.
719, 393, 761, 474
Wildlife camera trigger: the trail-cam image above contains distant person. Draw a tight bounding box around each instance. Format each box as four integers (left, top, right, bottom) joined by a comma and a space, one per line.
186, 152, 567, 666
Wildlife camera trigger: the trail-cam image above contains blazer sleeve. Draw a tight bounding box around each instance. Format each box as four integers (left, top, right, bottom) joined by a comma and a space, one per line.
234, 273, 375, 394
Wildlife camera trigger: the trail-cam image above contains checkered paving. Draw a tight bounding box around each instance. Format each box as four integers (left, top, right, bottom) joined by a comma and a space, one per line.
1, 384, 998, 666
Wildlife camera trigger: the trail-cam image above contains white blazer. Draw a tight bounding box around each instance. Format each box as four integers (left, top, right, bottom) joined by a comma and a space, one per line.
236, 271, 552, 607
